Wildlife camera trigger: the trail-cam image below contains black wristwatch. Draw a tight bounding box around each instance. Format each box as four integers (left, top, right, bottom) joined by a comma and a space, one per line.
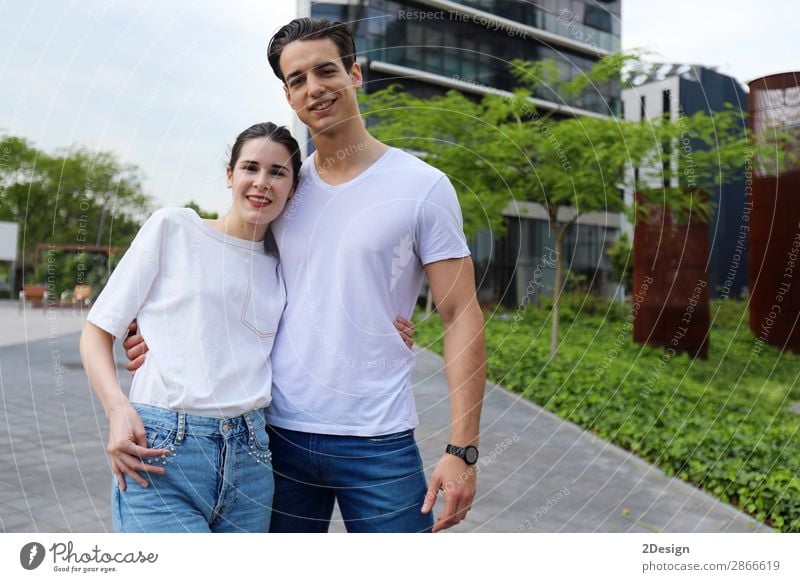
445, 444, 479, 465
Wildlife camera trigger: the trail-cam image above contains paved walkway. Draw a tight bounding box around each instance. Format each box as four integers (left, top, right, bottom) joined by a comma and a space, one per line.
0, 300, 768, 532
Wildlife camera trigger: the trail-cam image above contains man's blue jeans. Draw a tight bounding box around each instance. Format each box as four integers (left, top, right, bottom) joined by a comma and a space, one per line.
112, 404, 274, 532
267, 425, 434, 533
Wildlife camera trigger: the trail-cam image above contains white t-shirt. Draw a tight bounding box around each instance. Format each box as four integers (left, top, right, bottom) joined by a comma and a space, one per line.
87, 208, 285, 418
268, 147, 470, 436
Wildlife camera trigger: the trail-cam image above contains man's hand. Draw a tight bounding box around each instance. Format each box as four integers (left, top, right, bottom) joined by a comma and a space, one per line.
421, 453, 477, 532
122, 320, 148, 373
107, 400, 170, 491
394, 316, 414, 349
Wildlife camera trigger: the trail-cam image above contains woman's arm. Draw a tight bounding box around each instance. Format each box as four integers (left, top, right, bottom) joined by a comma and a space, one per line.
80, 321, 170, 491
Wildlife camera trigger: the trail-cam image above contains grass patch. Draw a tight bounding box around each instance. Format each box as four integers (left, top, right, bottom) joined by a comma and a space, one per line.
414, 297, 800, 531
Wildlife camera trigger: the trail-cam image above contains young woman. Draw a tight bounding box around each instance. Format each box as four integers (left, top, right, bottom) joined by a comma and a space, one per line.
80, 122, 412, 532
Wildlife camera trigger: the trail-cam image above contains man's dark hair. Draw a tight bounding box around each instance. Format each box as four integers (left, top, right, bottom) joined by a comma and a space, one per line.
268, 18, 357, 83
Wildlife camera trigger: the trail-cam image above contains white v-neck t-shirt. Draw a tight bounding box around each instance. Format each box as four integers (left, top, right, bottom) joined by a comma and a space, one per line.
87, 208, 285, 418
268, 147, 470, 436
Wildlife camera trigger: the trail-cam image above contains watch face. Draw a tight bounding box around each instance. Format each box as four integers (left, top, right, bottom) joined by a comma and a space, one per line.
465, 446, 479, 464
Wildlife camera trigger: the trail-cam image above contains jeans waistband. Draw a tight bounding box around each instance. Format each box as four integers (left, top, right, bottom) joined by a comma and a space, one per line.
133, 403, 266, 440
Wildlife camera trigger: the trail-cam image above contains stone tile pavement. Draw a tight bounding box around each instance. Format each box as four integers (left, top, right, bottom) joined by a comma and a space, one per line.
0, 300, 769, 532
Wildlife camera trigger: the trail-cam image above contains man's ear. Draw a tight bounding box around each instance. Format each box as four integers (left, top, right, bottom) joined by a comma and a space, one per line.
349, 62, 363, 90
283, 84, 295, 109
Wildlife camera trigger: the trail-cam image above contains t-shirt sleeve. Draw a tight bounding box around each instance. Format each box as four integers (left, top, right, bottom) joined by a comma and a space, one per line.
86, 212, 165, 339
415, 175, 471, 265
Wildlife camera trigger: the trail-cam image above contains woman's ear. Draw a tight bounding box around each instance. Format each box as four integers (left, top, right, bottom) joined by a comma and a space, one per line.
226, 166, 233, 188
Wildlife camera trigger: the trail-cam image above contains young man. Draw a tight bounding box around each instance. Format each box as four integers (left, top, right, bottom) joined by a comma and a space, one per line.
127, 17, 486, 533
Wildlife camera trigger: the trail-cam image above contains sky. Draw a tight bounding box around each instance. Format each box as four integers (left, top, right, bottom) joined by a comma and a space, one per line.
0, 0, 796, 216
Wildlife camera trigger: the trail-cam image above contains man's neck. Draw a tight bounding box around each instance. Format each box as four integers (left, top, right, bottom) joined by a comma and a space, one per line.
312, 124, 390, 186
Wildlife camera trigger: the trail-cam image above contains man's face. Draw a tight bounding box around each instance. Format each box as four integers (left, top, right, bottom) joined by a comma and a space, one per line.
279, 38, 362, 135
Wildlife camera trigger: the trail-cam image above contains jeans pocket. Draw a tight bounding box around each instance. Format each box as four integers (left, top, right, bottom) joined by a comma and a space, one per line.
144, 425, 176, 450
248, 426, 273, 464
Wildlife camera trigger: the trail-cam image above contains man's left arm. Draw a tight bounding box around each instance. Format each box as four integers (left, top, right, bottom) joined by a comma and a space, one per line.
420, 256, 486, 532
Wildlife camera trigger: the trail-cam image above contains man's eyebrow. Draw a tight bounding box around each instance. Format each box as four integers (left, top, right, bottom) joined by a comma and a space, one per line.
285, 61, 339, 83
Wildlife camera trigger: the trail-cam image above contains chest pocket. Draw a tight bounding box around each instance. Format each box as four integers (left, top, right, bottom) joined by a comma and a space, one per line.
240, 270, 285, 338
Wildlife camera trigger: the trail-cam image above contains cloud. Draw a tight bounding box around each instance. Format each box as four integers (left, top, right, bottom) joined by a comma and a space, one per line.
623, 0, 796, 84
0, 0, 298, 214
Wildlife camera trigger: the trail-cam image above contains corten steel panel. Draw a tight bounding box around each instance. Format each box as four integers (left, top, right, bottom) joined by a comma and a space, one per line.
633, 197, 710, 359
748, 173, 800, 354
748, 73, 800, 354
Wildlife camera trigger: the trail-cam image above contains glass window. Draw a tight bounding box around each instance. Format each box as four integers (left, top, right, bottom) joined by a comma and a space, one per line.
312, 4, 347, 21
425, 26, 445, 72
584, 4, 612, 33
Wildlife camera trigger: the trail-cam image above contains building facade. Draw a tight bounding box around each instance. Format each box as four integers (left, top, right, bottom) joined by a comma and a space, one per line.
297, 0, 624, 306
621, 64, 749, 299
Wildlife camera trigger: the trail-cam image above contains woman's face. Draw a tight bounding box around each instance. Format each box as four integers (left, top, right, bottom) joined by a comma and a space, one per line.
226, 137, 295, 229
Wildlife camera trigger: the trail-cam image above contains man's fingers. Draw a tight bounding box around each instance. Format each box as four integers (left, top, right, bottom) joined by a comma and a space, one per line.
394, 317, 415, 348
432, 489, 462, 532
123, 338, 147, 357
421, 479, 441, 514
125, 354, 145, 373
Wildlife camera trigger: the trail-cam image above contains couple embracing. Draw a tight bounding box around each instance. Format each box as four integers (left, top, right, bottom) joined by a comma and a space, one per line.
81, 17, 486, 533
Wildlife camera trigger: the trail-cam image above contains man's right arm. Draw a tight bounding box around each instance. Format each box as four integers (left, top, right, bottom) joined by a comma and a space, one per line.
122, 317, 415, 371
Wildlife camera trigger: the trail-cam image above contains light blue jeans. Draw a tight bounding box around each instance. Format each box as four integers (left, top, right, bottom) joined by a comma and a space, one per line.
112, 404, 274, 532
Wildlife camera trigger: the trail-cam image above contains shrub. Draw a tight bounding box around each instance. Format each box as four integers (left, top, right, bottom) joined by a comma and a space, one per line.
415, 299, 800, 531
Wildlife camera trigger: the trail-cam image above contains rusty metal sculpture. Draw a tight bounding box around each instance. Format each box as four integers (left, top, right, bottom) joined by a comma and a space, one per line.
748, 72, 800, 355
633, 195, 710, 359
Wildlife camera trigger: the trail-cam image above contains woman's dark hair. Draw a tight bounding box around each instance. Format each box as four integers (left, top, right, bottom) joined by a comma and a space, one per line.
228, 122, 302, 256
267, 18, 356, 82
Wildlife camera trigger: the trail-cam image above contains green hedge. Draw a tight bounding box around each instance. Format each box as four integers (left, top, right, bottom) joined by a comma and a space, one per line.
414, 297, 800, 531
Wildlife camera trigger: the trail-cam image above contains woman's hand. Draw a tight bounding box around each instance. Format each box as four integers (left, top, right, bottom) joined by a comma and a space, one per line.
107, 401, 170, 491
394, 316, 415, 349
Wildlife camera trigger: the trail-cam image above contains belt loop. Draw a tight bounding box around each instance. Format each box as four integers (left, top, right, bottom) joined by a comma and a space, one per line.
176, 412, 186, 445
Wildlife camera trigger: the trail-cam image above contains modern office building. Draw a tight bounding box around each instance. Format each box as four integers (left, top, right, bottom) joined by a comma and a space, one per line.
621, 64, 749, 299
296, 0, 624, 305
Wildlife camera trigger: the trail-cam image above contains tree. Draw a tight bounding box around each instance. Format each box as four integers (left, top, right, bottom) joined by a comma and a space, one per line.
607, 231, 632, 294
361, 54, 760, 358
184, 200, 219, 219
0, 135, 151, 278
